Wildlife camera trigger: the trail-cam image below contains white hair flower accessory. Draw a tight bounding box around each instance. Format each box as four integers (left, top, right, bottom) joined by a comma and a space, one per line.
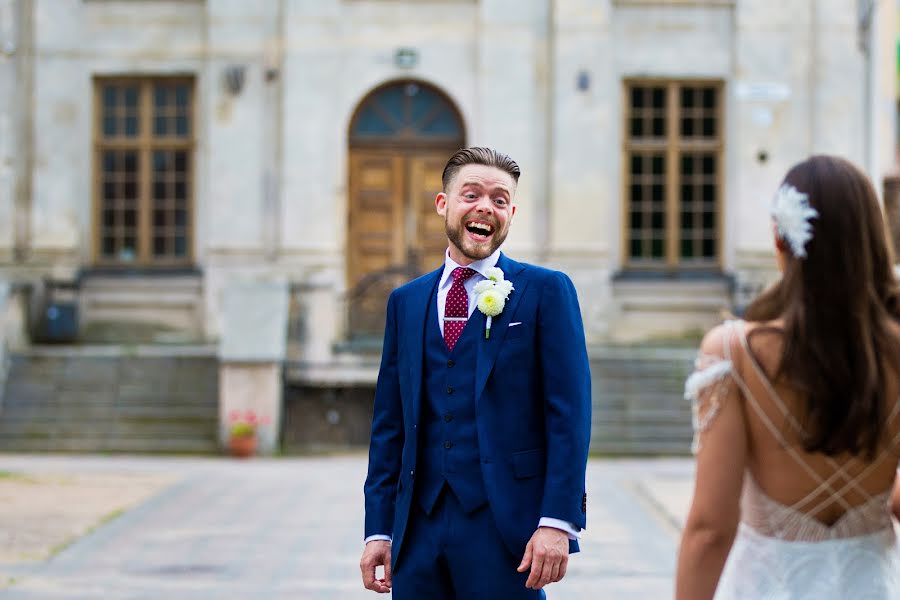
475, 268, 514, 339
770, 184, 818, 258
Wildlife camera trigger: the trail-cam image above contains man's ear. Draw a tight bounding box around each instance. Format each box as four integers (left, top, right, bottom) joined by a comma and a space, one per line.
435, 192, 447, 216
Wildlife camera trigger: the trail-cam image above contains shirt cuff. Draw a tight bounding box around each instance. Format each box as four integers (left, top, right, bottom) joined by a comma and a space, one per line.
364, 534, 392, 544
538, 517, 582, 540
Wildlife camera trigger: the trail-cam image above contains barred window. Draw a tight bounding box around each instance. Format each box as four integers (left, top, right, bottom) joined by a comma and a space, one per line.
624, 81, 723, 268
94, 77, 194, 266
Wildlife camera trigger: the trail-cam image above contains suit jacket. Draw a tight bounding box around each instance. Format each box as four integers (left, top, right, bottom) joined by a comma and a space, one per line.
364, 252, 592, 564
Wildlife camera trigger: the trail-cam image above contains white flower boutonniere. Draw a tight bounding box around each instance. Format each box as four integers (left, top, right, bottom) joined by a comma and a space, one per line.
475, 268, 514, 339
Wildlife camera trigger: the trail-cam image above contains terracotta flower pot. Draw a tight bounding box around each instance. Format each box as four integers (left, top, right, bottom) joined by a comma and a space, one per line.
228, 434, 257, 458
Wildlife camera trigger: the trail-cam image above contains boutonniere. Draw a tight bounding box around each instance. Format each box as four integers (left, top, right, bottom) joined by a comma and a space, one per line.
474, 267, 514, 340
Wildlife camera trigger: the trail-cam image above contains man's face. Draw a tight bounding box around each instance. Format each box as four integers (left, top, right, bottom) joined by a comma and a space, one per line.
435, 164, 517, 265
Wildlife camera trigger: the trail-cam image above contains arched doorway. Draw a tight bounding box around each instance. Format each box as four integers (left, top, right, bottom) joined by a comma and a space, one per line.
347, 81, 465, 339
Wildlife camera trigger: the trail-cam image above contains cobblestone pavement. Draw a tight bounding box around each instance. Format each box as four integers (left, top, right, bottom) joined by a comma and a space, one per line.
0, 454, 694, 599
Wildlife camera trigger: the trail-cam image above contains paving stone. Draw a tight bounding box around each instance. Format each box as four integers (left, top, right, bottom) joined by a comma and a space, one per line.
0, 454, 694, 599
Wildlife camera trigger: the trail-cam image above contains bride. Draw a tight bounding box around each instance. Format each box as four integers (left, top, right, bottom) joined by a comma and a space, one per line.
676, 155, 900, 599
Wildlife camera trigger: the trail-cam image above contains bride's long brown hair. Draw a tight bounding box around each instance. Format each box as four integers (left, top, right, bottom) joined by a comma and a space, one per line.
744, 155, 900, 458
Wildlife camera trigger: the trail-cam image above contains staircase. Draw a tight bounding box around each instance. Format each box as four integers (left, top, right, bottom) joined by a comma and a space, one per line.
0, 349, 219, 453
590, 346, 696, 455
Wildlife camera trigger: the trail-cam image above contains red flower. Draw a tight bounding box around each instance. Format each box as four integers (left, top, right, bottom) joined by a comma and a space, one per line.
227, 409, 268, 439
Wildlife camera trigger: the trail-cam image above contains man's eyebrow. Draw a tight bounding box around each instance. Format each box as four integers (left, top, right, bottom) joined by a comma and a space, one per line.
459, 180, 511, 194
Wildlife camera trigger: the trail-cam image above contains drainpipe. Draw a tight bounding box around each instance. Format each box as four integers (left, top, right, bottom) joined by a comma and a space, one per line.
263, 0, 285, 262
540, 0, 555, 263
12, 0, 33, 263
858, 0, 875, 184
807, 0, 818, 154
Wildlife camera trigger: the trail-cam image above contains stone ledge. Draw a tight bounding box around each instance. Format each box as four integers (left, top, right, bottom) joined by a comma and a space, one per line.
284, 360, 380, 387
18, 345, 217, 358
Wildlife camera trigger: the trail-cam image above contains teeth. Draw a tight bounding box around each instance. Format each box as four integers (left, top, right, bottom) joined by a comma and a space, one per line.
467, 222, 493, 234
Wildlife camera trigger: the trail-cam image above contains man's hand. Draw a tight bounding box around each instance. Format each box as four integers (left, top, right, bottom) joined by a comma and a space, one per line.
360, 540, 392, 593
517, 526, 570, 590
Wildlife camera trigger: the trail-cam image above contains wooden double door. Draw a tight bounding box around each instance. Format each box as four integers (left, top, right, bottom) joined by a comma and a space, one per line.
347, 149, 450, 338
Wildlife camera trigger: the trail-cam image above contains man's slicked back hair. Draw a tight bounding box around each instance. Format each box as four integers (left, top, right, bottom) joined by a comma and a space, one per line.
441, 147, 521, 191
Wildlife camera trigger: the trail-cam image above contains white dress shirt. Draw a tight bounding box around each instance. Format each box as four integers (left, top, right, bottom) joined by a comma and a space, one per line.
436, 248, 503, 336
365, 248, 581, 544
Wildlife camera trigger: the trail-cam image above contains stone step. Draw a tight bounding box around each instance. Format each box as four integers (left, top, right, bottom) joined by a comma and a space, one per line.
3, 390, 217, 403
78, 274, 204, 343
0, 419, 216, 437
0, 352, 219, 454
0, 436, 219, 454
6, 373, 217, 396
588, 349, 694, 455
591, 439, 692, 455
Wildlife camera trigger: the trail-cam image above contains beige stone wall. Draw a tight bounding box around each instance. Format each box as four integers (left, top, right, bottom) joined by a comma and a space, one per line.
0, 1, 13, 257
29, 0, 207, 265
1, 0, 895, 366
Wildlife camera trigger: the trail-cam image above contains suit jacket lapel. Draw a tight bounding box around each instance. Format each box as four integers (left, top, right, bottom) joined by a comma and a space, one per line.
475, 253, 528, 403
404, 267, 442, 426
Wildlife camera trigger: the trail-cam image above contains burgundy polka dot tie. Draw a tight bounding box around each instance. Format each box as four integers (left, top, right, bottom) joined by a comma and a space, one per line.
443, 267, 477, 352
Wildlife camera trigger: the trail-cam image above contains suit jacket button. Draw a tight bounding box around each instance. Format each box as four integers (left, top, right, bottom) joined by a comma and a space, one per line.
446, 386, 454, 395
447, 359, 455, 368
444, 441, 453, 449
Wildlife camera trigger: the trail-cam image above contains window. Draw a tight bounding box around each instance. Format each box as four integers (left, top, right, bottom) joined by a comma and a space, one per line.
94, 77, 194, 266
623, 80, 723, 269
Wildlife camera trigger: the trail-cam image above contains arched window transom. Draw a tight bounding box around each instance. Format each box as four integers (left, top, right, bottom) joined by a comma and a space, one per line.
350, 81, 464, 146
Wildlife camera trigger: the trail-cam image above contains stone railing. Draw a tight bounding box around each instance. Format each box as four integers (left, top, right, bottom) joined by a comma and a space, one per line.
0, 280, 32, 410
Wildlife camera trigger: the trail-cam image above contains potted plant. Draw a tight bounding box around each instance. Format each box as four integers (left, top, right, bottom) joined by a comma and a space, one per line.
227, 409, 268, 458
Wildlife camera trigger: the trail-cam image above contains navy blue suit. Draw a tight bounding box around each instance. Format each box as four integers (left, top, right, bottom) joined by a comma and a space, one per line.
364, 253, 591, 598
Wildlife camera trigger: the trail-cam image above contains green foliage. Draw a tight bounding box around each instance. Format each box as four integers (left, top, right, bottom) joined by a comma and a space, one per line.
228, 409, 269, 438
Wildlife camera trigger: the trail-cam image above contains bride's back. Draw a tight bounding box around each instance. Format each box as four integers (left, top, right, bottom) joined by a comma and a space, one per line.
733, 318, 900, 529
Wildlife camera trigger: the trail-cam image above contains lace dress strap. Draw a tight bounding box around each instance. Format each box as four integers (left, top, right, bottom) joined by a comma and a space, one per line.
728, 322, 865, 511
730, 321, 900, 516
799, 400, 900, 515
684, 320, 742, 453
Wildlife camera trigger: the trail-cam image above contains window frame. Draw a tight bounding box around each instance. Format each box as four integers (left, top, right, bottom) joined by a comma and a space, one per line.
92, 75, 196, 267
621, 78, 725, 271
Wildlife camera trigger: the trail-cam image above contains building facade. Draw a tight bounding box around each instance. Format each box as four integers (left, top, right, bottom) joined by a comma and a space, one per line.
0, 1, 896, 428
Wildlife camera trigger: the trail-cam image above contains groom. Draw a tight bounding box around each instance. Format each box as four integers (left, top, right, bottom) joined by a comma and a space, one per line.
360, 147, 591, 598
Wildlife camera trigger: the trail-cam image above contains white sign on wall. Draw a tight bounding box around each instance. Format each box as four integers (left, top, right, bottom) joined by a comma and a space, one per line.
735, 82, 792, 102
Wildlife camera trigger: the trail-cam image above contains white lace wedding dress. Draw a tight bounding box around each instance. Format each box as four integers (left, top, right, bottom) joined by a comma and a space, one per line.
685, 321, 900, 600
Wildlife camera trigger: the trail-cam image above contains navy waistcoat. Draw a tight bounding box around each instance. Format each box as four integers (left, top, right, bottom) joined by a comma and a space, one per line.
416, 284, 488, 515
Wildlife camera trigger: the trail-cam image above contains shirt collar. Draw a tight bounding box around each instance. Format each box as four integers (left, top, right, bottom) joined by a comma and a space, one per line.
439, 247, 502, 290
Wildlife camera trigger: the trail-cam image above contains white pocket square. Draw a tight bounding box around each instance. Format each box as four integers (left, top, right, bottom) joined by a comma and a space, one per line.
508, 322, 522, 327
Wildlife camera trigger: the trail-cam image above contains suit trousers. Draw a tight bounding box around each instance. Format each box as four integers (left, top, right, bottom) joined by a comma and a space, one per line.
392, 487, 547, 600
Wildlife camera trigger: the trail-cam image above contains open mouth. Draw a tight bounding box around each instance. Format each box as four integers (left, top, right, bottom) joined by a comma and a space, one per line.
464, 220, 495, 240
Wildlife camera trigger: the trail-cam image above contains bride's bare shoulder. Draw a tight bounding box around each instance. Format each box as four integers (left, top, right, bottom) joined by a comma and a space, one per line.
698, 320, 743, 358
735, 319, 785, 377
886, 317, 900, 343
